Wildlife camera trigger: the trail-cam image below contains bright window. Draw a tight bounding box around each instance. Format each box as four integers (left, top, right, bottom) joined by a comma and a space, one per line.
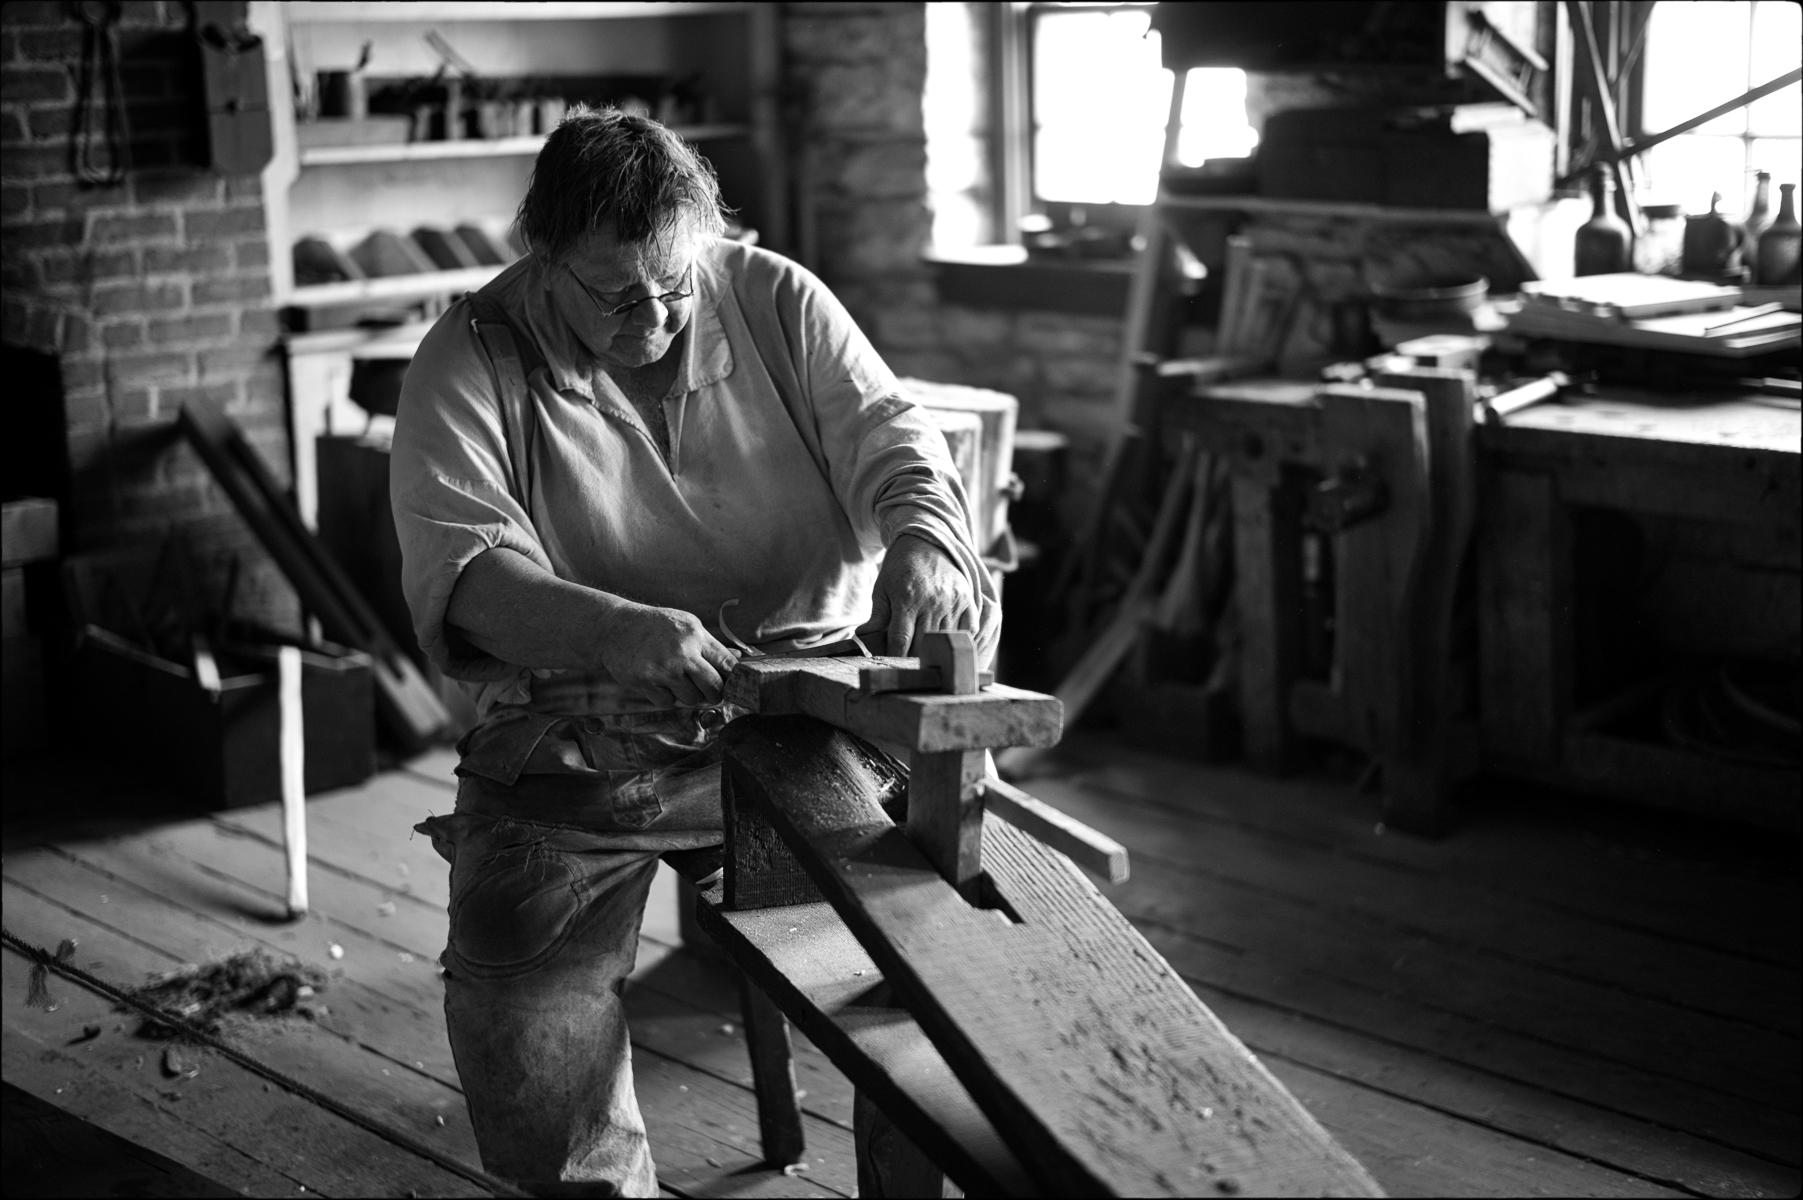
1636, 0, 1801, 215
1029, 3, 1257, 207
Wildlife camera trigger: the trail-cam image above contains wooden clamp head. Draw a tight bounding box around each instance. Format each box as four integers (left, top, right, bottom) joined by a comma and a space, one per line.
916, 629, 979, 694
905, 631, 988, 900
722, 634, 1064, 909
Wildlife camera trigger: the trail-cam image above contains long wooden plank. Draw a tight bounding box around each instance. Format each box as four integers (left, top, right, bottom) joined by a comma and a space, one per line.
721, 715, 1384, 1198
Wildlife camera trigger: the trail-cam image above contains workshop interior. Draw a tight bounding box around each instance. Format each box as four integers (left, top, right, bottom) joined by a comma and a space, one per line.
2, 2, 1798, 1197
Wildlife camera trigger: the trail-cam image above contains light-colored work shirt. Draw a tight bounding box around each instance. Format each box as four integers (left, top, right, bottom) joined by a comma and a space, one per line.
390, 237, 999, 798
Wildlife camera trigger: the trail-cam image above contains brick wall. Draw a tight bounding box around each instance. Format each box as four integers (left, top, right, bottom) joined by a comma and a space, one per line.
782, 1, 1122, 528
1, 0, 297, 630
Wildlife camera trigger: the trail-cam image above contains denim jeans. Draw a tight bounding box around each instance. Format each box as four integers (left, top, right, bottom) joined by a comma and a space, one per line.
417, 706, 732, 1197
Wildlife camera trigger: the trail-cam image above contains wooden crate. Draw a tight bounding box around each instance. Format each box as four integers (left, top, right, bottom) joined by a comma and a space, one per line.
1, 497, 58, 567
74, 627, 376, 809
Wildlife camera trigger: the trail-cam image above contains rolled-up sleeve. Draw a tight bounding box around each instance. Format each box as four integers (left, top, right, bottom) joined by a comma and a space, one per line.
787, 270, 1004, 664
389, 305, 556, 682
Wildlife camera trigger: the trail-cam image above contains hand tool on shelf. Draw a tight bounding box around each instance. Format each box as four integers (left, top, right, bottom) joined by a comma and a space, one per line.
1479, 370, 1571, 425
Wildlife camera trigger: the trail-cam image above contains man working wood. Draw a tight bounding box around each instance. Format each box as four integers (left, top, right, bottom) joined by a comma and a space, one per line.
389, 106, 1000, 1196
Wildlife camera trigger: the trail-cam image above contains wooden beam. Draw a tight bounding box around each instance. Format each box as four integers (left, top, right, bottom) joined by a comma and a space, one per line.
726, 656, 1062, 754
721, 714, 1386, 1198
1622, 68, 1803, 159
979, 776, 1129, 884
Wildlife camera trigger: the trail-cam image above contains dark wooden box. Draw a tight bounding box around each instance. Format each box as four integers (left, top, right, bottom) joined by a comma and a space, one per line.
75, 626, 376, 809
1382, 121, 1555, 212
1256, 109, 1387, 204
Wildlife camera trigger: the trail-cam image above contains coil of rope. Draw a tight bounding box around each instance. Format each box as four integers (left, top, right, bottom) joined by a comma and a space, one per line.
71, 0, 130, 187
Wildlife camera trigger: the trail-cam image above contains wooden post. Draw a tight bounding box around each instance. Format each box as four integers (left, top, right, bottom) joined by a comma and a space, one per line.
855, 1050, 962, 1199
738, 973, 806, 1168
1375, 368, 1480, 834
1230, 472, 1305, 770
1316, 385, 1430, 765
907, 632, 985, 902
278, 645, 308, 919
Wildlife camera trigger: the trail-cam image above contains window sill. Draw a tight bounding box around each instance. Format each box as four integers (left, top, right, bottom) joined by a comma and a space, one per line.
925, 246, 1133, 317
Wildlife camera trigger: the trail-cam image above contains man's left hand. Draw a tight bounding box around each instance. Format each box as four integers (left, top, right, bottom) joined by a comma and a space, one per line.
864, 533, 976, 658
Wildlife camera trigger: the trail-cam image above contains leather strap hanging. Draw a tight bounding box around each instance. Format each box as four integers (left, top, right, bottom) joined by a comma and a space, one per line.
71, 0, 130, 187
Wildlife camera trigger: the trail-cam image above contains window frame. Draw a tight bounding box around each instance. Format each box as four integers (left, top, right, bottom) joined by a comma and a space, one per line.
1620, 0, 1801, 213
994, 1, 1573, 237
995, 0, 1174, 237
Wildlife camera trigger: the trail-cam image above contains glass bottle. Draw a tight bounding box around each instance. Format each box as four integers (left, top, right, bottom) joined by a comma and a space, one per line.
1743, 170, 1774, 248
1632, 201, 1684, 276
1575, 166, 1632, 276
1681, 192, 1744, 279
1754, 182, 1801, 286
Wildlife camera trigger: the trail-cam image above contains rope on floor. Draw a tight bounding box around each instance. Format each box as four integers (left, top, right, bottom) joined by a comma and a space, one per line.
1, 925, 530, 1199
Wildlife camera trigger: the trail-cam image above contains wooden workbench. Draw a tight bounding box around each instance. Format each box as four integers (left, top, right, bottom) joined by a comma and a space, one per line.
1475, 388, 1799, 831
1169, 376, 1800, 833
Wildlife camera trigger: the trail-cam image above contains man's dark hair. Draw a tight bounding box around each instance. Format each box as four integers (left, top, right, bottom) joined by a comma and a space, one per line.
515, 105, 730, 265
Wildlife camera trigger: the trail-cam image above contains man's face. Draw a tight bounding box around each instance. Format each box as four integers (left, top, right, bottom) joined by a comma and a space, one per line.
555, 225, 697, 371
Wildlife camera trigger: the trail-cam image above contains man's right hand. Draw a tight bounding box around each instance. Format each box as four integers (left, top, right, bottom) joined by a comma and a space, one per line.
598, 602, 740, 709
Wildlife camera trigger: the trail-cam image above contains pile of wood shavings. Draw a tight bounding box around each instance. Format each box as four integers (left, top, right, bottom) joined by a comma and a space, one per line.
121, 948, 329, 1038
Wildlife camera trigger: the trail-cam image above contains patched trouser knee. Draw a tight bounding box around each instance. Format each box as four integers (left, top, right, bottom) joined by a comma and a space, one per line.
420, 812, 662, 1198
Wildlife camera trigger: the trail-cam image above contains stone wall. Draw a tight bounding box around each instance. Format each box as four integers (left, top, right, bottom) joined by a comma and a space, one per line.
1, 0, 298, 629
781, 2, 1123, 527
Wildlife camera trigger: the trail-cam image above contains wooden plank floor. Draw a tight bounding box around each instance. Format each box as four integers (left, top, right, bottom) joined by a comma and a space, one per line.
4, 732, 1798, 1198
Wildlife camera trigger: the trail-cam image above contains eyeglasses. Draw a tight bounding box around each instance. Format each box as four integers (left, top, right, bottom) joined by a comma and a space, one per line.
564, 263, 694, 320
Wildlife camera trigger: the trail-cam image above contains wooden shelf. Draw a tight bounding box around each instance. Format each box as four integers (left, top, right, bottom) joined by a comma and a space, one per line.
288, 2, 754, 23
1157, 192, 1512, 226
298, 124, 750, 167
286, 266, 506, 310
